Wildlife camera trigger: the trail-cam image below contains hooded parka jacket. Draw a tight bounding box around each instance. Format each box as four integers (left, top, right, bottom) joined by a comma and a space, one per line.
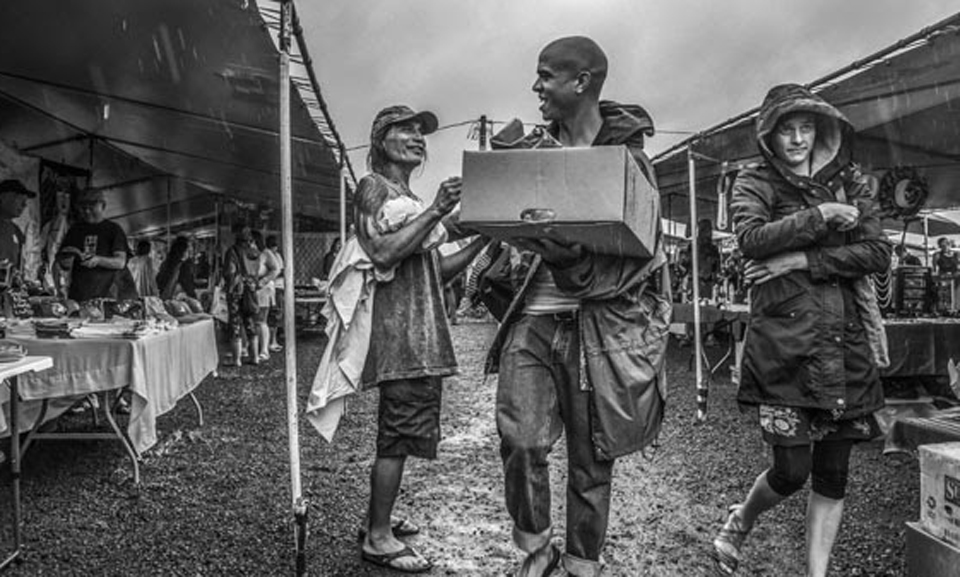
733, 84, 891, 418
485, 101, 672, 460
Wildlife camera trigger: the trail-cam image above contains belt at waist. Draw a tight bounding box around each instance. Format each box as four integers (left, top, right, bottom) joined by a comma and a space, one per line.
525, 310, 578, 322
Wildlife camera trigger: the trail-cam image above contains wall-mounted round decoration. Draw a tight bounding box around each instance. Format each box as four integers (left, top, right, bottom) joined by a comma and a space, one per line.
878, 166, 928, 218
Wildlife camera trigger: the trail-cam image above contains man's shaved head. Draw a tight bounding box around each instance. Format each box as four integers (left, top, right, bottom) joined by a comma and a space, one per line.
538, 36, 608, 93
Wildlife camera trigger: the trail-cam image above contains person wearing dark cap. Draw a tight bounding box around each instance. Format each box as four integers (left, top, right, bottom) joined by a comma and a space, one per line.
348, 105, 485, 573
56, 188, 129, 302
0, 179, 35, 279
484, 37, 671, 577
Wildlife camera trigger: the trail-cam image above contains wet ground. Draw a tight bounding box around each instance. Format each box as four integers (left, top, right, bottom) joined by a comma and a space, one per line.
1, 320, 919, 575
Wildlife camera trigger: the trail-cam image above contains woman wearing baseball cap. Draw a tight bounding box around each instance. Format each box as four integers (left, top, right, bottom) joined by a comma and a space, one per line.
310, 105, 485, 573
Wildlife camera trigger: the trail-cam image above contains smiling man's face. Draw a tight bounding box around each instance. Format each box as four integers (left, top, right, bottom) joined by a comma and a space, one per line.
532, 52, 579, 122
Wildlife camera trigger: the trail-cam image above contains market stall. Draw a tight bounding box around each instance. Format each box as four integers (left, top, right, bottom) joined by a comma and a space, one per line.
0, 315, 217, 483
0, 2, 354, 569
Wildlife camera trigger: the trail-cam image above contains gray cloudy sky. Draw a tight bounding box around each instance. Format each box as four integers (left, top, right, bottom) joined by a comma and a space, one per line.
299, 1, 958, 201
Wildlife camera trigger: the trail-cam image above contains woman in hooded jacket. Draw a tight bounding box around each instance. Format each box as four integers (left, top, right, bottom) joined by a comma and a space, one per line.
711, 84, 891, 576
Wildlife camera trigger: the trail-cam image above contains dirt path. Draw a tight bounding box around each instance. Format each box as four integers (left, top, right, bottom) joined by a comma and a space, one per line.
307, 321, 918, 576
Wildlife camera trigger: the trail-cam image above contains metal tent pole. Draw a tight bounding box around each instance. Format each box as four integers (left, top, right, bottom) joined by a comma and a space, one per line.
688, 147, 707, 422
279, 2, 308, 574
166, 177, 172, 245
214, 196, 221, 285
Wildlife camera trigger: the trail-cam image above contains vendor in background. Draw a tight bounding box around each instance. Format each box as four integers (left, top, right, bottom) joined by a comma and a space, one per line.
721, 247, 746, 303
156, 236, 190, 300
223, 223, 261, 367
194, 250, 211, 289
696, 218, 722, 301
252, 230, 280, 362
56, 188, 129, 302
892, 244, 921, 268
127, 240, 159, 297
933, 237, 958, 275
178, 240, 198, 299
262, 235, 284, 353
0, 179, 35, 282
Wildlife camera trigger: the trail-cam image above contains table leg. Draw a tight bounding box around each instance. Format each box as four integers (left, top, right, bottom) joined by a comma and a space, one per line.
19, 398, 51, 458
188, 392, 204, 427
100, 392, 140, 486
1, 376, 22, 570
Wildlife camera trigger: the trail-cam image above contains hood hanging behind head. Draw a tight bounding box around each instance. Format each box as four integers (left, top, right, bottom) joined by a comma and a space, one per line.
755, 84, 853, 177
598, 100, 655, 148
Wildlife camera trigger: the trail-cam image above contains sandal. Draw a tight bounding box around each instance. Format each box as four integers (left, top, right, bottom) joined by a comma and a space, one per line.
361, 544, 432, 574
712, 504, 750, 575
357, 517, 421, 542
512, 543, 560, 577
269, 344, 283, 352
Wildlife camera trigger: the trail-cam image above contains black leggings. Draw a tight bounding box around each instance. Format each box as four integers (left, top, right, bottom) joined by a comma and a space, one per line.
765, 440, 854, 500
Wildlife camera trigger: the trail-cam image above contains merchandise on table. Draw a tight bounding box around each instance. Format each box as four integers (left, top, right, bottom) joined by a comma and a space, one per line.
0, 291, 211, 341
69, 318, 176, 339
0, 339, 25, 362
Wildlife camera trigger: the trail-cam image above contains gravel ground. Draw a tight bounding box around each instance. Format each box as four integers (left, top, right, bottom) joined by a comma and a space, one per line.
0, 320, 920, 576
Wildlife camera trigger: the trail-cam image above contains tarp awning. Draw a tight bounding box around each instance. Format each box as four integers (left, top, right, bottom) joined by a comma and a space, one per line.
0, 0, 349, 235
653, 13, 960, 227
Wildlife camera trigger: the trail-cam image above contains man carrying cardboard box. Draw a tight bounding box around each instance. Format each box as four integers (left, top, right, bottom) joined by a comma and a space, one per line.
485, 36, 672, 577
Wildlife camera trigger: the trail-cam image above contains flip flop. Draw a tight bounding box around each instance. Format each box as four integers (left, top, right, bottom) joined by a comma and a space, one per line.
361, 544, 433, 574
511, 544, 560, 577
357, 517, 421, 541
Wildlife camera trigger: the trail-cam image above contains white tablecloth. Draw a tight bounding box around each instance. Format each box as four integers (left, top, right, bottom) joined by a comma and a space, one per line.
0, 319, 217, 453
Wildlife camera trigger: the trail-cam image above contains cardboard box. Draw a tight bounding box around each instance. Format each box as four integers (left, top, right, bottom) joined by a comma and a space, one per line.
920, 442, 960, 548
905, 521, 960, 577
460, 146, 659, 258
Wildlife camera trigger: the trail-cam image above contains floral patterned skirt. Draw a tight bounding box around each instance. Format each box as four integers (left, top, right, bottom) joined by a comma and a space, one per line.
757, 404, 880, 447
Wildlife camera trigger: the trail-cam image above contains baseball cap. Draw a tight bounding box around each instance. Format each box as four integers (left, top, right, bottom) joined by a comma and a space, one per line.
0, 179, 36, 198
370, 105, 439, 143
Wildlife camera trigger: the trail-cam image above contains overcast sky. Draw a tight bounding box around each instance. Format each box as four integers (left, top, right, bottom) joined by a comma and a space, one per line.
299, 1, 958, 201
